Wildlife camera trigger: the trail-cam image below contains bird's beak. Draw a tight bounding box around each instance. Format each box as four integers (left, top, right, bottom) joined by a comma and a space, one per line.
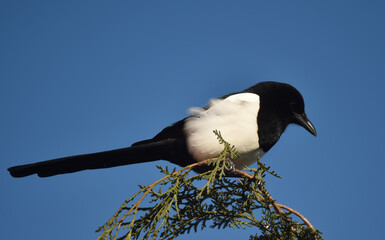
294, 113, 317, 136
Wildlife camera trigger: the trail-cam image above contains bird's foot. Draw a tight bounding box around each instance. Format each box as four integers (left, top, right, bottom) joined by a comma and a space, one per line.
224, 158, 236, 175
255, 179, 264, 188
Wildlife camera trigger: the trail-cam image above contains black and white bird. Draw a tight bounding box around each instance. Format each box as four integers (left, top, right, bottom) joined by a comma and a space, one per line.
8, 81, 316, 178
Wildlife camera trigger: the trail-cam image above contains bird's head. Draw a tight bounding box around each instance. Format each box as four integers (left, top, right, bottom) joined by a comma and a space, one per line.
249, 81, 317, 137
285, 86, 317, 137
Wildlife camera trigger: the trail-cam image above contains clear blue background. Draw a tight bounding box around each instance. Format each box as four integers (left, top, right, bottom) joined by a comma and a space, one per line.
1, 1, 384, 239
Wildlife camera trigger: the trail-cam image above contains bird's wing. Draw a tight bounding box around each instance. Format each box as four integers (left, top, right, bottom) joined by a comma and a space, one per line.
131, 118, 187, 146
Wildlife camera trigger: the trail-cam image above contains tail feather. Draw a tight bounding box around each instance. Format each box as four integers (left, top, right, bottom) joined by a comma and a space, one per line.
8, 140, 173, 178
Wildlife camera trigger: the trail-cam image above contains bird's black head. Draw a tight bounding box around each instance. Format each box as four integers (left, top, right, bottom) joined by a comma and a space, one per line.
282, 84, 317, 137
246, 81, 316, 151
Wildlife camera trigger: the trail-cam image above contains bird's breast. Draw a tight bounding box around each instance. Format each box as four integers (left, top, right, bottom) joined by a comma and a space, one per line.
233, 148, 265, 169
184, 92, 262, 169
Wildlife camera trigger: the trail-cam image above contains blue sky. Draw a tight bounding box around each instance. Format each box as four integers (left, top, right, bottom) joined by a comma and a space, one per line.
1, 1, 384, 239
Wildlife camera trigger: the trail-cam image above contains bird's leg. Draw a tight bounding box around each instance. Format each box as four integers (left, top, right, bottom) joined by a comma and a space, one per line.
224, 157, 236, 173
255, 178, 264, 188
223, 157, 243, 177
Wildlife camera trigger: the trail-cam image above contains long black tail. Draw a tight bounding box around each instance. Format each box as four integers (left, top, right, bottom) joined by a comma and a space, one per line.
8, 140, 175, 178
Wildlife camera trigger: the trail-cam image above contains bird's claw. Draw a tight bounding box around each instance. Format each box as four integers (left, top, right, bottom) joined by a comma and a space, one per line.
255, 179, 264, 187
224, 158, 236, 173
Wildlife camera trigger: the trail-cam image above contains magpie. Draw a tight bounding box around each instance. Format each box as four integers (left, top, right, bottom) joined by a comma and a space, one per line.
8, 81, 316, 178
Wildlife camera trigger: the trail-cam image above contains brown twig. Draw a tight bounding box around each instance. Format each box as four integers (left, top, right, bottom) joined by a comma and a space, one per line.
235, 169, 316, 231
276, 203, 315, 230
235, 169, 284, 213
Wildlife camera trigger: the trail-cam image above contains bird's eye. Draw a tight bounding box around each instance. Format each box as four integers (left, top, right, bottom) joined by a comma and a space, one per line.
289, 101, 296, 109
289, 101, 302, 113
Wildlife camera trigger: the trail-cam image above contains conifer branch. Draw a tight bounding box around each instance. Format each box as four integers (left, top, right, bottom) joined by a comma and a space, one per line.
96, 131, 322, 240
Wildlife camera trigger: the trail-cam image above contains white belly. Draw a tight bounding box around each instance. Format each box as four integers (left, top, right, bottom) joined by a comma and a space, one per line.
234, 148, 265, 169
184, 92, 263, 169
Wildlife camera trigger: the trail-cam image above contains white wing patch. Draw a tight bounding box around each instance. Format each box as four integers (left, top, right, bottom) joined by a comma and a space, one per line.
184, 92, 264, 169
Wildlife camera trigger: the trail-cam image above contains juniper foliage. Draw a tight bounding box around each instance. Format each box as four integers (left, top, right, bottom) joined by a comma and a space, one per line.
96, 130, 322, 240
